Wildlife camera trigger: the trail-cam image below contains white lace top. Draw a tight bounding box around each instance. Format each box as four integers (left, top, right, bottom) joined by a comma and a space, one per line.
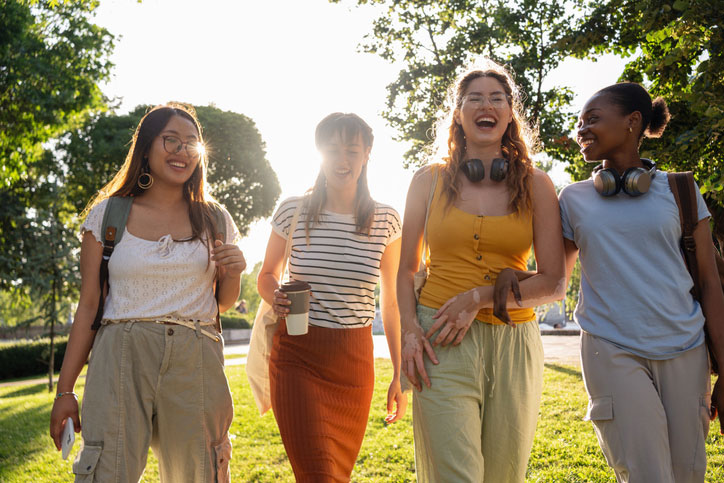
81, 198, 240, 322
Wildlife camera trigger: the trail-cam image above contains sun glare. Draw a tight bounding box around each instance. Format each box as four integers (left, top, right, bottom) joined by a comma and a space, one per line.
196, 142, 206, 157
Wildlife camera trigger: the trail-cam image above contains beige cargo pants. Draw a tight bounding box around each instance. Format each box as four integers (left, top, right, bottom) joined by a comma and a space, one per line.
73, 321, 233, 483
581, 332, 711, 483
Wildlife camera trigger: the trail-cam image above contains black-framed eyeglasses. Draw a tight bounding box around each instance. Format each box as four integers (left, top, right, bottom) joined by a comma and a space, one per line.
161, 135, 202, 158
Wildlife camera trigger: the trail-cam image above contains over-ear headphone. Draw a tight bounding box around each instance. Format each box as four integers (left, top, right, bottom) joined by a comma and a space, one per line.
593, 158, 657, 197
461, 158, 509, 183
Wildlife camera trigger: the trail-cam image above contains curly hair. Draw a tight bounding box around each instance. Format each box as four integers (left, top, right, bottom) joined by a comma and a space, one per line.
429, 59, 538, 214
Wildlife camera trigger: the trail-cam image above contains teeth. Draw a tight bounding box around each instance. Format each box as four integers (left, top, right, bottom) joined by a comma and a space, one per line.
476, 116, 495, 123
169, 162, 186, 168
580, 140, 594, 147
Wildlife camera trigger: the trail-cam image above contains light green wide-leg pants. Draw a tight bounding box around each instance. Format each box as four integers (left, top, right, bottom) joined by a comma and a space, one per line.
412, 304, 544, 483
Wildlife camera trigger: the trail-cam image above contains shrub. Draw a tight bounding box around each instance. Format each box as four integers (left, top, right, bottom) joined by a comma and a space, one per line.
0, 337, 68, 380
220, 311, 252, 330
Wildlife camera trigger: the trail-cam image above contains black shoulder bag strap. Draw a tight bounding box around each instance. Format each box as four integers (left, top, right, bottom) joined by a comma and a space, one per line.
91, 196, 133, 330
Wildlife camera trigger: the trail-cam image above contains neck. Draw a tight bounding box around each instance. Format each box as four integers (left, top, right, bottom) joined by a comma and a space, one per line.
323, 185, 357, 214
601, 148, 644, 175
464, 143, 503, 162
138, 182, 186, 208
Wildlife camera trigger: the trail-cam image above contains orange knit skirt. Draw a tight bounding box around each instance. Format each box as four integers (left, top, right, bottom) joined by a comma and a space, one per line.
269, 321, 375, 482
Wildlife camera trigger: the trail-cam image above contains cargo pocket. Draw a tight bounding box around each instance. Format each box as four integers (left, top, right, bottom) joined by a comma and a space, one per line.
72, 442, 103, 482
213, 434, 232, 483
584, 395, 613, 422
584, 396, 627, 472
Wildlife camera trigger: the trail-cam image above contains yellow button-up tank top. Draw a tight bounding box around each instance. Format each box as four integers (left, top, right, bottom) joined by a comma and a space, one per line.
418, 169, 535, 325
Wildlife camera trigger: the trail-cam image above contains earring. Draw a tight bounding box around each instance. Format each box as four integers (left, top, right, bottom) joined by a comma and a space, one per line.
138, 169, 154, 189
629, 127, 633, 133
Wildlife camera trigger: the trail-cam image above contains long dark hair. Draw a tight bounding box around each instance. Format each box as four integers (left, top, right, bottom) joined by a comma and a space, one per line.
431, 59, 537, 214
304, 112, 375, 236
84, 103, 222, 252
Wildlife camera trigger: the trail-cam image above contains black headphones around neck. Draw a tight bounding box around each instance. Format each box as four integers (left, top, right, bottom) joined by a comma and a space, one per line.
461, 158, 508, 183
592, 158, 657, 197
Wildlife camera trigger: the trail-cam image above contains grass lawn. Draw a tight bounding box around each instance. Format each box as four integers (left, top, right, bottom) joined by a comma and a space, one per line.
1, 360, 722, 482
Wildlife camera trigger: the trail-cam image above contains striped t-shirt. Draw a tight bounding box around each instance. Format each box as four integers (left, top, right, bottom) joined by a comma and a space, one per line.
271, 196, 402, 329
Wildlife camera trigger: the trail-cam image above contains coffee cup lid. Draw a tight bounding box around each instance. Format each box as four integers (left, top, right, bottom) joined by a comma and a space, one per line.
280, 280, 311, 292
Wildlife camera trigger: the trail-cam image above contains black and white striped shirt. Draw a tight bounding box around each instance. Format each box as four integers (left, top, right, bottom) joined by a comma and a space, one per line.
272, 196, 402, 329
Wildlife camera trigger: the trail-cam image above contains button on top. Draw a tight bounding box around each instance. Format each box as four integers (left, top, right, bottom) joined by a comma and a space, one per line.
476, 255, 482, 261
473, 234, 480, 240
167, 328, 174, 336
484, 274, 491, 280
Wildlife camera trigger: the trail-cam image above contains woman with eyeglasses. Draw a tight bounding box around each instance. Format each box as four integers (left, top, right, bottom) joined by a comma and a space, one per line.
257, 112, 406, 482
397, 59, 565, 482
49, 103, 245, 482
559, 82, 724, 482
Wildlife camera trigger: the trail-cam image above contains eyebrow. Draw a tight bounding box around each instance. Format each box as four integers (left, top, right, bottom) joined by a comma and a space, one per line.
161, 129, 198, 140
466, 90, 506, 96
581, 108, 602, 117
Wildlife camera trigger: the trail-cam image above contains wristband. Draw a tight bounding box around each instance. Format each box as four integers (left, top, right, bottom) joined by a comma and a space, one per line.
54, 391, 78, 401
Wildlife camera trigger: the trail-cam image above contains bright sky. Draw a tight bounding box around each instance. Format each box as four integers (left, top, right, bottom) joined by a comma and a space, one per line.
92, 0, 626, 266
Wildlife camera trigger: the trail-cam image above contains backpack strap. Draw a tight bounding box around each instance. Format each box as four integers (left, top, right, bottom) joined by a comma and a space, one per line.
210, 204, 228, 332
668, 172, 700, 300
91, 196, 134, 330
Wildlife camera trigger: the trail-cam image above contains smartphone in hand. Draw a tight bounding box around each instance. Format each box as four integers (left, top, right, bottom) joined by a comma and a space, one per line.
61, 417, 75, 460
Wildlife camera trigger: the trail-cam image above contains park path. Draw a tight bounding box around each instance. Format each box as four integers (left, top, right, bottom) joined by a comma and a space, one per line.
1, 334, 581, 388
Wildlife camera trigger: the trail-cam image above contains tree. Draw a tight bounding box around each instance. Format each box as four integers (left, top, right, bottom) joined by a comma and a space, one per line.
0, 0, 114, 181
330, 0, 581, 168
61, 104, 281, 235
564, 0, 724, 243
0, 0, 113, 389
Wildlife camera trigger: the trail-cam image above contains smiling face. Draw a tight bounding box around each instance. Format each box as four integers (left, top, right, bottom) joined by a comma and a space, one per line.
577, 93, 637, 163
146, 115, 201, 187
319, 130, 370, 193
455, 76, 513, 153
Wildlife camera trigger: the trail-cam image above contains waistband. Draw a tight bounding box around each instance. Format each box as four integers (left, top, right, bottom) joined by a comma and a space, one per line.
101, 316, 220, 341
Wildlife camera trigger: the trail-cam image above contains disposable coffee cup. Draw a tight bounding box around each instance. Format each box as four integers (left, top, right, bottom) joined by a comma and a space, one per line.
280, 280, 311, 336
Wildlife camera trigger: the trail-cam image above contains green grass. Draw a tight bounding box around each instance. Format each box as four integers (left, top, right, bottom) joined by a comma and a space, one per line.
1, 362, 722, 482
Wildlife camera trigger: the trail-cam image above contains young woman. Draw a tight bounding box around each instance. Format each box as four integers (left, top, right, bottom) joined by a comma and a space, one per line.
49, 104, 245, 482
397, 60, 565, 482
257, 112, 406, 482
559, 82, 724, 482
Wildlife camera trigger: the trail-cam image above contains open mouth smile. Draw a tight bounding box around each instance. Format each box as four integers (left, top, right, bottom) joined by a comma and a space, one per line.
474, 115, 497, 129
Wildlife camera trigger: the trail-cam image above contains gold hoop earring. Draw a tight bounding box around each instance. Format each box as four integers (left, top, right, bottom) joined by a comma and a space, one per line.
138, 171, 154, 189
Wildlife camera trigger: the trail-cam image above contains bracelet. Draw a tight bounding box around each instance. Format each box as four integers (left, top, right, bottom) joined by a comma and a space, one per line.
54, 391, 78, 401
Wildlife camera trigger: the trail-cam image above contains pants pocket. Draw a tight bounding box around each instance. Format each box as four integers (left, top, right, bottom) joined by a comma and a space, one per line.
585, 396, 628, 473
213, 434, 232, 483
72, 442, 103, 482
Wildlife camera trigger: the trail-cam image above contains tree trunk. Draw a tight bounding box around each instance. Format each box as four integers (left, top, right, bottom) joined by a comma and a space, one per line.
48, 274, 57, 392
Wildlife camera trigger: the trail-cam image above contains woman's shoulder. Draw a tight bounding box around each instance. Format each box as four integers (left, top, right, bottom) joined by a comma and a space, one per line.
373, 201, 401, 221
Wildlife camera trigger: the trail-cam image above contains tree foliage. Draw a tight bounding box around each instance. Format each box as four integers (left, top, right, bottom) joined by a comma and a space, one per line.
60, 104, 281, 236
0, 0, 112, 367
330, 0, 581, 167
564, 0, 724, 243
0, 0, 114, 182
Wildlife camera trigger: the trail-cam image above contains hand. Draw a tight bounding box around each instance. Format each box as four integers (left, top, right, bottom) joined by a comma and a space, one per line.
212, 240, 246, 279
493, 268, 522, 327
49, 394, 80, 451
427, 289, 481, 346
401, 322, 438, 391
385, 377, 408, 424
712, 376, 724, 434
272, 289, 291, 319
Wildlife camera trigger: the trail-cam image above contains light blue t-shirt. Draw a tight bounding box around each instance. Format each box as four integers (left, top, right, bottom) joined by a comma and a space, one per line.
559, 171, 710, 359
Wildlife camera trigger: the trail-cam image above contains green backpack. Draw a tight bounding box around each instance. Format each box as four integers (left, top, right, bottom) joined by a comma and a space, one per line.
90, 196, 227, 330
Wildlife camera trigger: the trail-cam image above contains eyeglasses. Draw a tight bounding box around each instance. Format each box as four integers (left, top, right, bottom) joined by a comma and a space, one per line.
462, 94, 510, 109
161, 135, 203, 158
